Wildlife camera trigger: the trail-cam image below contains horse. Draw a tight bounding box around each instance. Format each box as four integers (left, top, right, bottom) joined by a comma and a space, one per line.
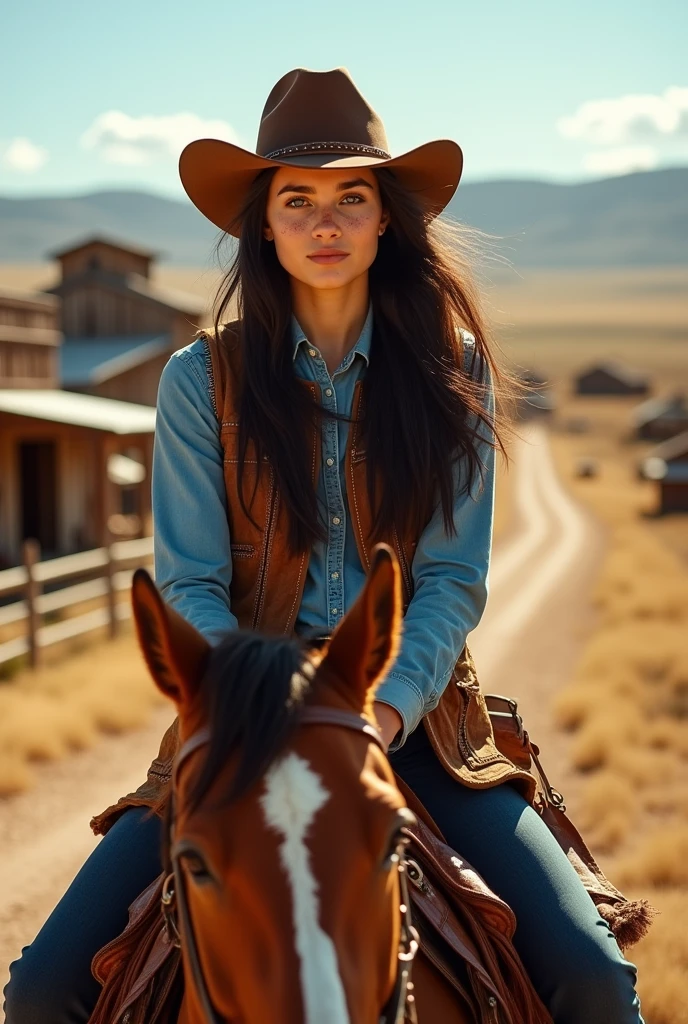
121, 542, 551, 1024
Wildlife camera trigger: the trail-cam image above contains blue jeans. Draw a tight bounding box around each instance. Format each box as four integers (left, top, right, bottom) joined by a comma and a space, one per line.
4, 725, 643, 1024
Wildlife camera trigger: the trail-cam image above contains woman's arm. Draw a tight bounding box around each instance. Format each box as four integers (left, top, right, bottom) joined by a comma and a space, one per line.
152, 343, 238, 646
373, 334, 495, 751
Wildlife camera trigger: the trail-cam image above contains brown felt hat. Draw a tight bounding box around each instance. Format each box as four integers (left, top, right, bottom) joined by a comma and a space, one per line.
178, 66, 463, 236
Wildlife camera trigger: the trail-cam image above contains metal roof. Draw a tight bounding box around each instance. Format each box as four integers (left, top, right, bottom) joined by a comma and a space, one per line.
60, 334, 171, 385
632, 393, 688, 428
646, 430, 688, 460
0, 389, 156, 434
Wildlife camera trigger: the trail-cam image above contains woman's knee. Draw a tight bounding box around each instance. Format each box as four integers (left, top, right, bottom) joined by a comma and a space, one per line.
4, 940, 100, 1024
548, 926, 643, 1024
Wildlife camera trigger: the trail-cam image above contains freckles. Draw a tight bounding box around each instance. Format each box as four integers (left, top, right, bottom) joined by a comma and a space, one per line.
343, 211, 377, 234
277, 218, 308, 235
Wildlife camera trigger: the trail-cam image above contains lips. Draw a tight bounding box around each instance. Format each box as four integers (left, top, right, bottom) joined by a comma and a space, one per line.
307, 252, 350, 264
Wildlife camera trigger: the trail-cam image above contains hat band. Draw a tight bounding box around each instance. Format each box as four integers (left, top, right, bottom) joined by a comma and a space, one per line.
263, 140, 392, 161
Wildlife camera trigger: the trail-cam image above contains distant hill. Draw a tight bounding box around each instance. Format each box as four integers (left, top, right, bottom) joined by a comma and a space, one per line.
1, 166, 686, 268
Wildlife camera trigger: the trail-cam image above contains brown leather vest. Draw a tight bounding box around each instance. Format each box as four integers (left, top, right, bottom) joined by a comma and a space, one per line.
201, 320, 533, 793
90, 321, 535, 838
203, 320, 416, 633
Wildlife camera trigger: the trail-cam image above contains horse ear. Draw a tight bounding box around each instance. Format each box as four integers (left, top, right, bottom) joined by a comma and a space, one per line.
130, 568, 211, 707
321, 543, 402, 709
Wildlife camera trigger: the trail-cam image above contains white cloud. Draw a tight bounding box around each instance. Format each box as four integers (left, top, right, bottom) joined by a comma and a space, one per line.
80, 111, 241, 165
2, 137, 49, 172
558, 86, 688, 145
582, 146, 659, 176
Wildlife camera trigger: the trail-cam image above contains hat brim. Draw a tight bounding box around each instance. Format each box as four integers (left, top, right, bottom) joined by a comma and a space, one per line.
178, 137, 463, 236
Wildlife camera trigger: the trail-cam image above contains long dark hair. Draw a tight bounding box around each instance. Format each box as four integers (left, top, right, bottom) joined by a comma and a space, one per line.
209, 166, 514, 556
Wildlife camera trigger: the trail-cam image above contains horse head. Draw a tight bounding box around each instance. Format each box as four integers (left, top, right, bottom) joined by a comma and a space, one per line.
130, 543, 418, 1024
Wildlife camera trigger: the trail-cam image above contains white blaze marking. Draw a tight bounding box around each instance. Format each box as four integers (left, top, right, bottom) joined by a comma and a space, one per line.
260, 752, 350, 1024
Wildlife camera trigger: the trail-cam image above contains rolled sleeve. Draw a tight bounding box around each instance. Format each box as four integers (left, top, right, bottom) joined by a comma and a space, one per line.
374, 338, 495, 751
152, 344, 238, 647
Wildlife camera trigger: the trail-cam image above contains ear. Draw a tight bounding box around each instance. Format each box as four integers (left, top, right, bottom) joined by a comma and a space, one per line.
321, 543, 402, 710
131, 568, 211, 708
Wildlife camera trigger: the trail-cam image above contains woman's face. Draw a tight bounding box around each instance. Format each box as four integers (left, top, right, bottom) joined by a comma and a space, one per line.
263, 165, 390, 290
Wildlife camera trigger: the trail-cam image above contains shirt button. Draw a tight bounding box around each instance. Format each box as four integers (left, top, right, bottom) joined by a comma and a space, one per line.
325, 388, 333, 397
308, 347, 317, 358
332, 516, 341, 526
331, 608, 338, 615
331, 571, 339, 580
326, 457, 334, 467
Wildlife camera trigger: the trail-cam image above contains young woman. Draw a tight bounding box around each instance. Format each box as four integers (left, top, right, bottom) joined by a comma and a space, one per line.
4, 67, 644, 1024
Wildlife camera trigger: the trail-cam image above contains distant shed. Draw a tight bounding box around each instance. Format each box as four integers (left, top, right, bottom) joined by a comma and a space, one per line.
632, 393, 688, 441
640, 431, 688, 514
575, 362, 650, 397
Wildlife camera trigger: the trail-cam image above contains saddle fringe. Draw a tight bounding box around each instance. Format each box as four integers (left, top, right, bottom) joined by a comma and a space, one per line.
596, 899, 657, 950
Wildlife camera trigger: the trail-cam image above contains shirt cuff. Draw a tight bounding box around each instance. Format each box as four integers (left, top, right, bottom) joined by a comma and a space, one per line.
373, 671, 425, 752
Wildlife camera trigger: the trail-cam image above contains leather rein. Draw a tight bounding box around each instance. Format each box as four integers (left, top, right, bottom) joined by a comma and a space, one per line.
161, 706, 420, 1024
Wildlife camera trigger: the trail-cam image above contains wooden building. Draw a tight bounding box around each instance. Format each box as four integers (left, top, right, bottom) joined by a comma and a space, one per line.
46, 236, 208, 406
0, 390, 155, 569
632, 393, 688, 441
0, 288, 61, 389
640, 431, 688, 514
575, 362, 651, 397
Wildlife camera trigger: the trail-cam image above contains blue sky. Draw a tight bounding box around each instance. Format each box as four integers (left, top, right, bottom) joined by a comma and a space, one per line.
2, 0, 686, 198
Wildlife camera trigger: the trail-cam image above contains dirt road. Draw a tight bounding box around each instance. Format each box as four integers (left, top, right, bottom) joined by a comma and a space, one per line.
0, 423, 603, 995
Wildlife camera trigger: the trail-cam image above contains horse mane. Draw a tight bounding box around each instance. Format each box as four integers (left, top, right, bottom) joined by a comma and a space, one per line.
187, 630, 313, 813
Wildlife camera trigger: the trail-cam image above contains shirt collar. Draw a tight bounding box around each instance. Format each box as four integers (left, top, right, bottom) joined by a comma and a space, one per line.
290, 299, 373, 366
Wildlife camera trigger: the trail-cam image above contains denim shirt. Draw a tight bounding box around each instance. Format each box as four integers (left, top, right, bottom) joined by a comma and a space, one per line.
151, 304, 495, 751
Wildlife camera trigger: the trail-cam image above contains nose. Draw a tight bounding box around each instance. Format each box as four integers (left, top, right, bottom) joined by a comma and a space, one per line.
312, 208, 342, 240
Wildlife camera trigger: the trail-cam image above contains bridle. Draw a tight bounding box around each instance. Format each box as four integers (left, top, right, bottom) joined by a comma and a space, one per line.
161, 706, 420, 1024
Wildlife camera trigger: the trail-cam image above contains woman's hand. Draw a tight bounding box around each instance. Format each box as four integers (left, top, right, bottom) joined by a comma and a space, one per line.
372, 701, 403, 753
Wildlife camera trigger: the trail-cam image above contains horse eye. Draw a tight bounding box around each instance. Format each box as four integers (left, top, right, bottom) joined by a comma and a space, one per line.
183, 851, 212, 881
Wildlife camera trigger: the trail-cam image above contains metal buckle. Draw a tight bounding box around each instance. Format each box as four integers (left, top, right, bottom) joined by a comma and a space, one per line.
161, 871, 181, 948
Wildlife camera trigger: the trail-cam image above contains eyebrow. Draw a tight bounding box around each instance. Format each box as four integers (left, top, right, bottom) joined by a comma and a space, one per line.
276, 177, 374, 196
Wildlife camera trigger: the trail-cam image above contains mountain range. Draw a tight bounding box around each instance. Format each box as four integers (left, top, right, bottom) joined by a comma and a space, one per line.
1, 166, 685, 269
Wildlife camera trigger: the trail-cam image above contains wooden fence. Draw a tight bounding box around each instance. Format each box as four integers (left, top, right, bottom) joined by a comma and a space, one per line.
0, 536, 154, 668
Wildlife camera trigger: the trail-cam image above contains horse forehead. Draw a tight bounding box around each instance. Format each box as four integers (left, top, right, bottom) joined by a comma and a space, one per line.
260, 750, 331, 835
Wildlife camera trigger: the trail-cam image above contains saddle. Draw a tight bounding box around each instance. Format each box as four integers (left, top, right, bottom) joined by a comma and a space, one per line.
88, 696, 653, 1024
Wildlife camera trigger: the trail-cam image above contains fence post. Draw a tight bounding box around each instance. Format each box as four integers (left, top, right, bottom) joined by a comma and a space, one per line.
23, 538, 41, 670
105, 543, 118, 639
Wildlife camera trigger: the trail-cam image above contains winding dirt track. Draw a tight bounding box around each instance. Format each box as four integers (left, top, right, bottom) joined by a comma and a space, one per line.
0, 423, 603, 997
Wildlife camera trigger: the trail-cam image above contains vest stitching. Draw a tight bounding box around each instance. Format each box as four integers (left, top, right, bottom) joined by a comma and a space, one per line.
201, 334, 219, 420
349, 385, 371, 570
254, 469, 278, 628
283, 553, 307, 635
283, 412, 319, 633
250, 467, 274, 628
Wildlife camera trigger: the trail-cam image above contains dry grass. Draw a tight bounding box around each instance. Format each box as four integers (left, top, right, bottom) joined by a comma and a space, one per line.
0, 625, 164, 797
625, 889, 688, 1024
534, 393, 687, 1020
495, 278, 687, 1022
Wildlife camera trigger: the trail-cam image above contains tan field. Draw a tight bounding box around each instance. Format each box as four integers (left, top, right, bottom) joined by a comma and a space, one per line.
1, 260, 687, 1021
494, 273, 687, 1024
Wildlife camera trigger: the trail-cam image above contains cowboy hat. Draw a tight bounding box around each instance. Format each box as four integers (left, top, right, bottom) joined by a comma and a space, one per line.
178, 66, 463, 236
